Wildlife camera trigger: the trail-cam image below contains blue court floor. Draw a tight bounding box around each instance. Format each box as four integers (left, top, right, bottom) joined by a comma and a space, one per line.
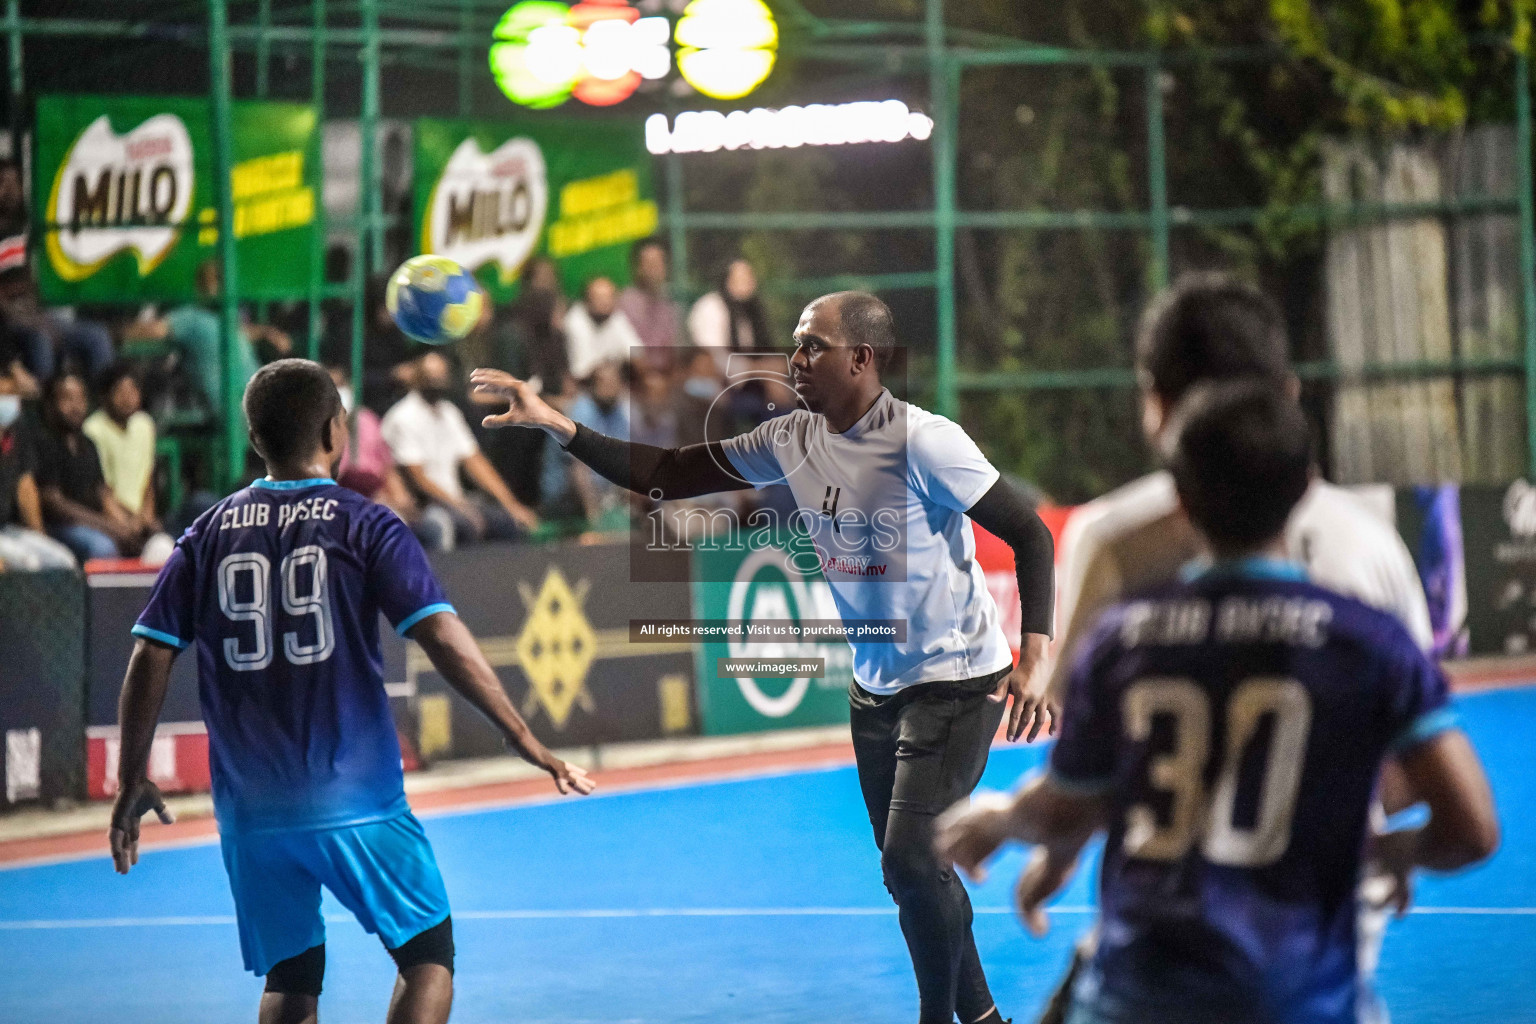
3, 685, 1533, 1024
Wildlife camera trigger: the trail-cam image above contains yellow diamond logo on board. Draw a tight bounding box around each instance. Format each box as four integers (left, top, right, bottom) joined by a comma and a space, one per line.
515, 567, 597, 728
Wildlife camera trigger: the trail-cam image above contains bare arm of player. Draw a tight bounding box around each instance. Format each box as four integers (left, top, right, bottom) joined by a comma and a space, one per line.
109, 638, 179, 875
937, 776, 1107, 880
937, 774, 1105, 928
408, 610, 595, 796
936, 776, 1106, 934
1371, 729, 1499, 913
472, 368, 751, 500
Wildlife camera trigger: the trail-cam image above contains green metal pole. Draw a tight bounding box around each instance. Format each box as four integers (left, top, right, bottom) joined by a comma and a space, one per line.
210, 0, 244, 489
256, 0, 271, 98
307, 0, 327, 361
355, 0, 380, 413
666, 151, 688, 294
253, 0, 272, 334
6, 0, 20, 166
362, 0, 382, 276
1517, 49, 1536, 479
457, 0, 472, 117
1145, 58, 1170, 293
927, 0, 958, 419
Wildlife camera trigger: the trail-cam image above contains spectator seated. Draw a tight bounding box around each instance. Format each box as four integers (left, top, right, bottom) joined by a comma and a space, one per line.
35, 372, 157, 564
381, 351, 539, 550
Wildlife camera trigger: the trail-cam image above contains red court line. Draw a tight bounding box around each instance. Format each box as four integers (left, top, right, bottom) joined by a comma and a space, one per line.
0, 740, 857, 869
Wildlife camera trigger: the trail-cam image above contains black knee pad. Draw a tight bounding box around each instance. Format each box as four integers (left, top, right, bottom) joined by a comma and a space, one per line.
265, 943, 326, 996
387, 915, 454, 975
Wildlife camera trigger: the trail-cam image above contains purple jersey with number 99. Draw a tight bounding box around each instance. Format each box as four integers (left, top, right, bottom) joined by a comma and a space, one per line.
134, 478, 452, 834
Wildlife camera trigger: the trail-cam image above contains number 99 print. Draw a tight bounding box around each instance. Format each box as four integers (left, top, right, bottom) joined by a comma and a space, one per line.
217, 546, 335, 672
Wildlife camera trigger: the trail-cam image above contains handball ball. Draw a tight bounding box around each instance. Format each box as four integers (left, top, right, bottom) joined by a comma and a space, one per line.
386, 254, 485, 345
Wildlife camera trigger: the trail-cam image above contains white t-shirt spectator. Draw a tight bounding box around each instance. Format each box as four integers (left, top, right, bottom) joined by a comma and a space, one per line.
565, 303, 643, 380
687, 291, 740, 350
380, 390, 479, 501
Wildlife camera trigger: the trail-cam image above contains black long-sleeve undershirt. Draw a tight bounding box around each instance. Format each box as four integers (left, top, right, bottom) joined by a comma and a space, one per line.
563, 423, 1054, 640
965, 477, 1055, 641
564, 422, 751, 499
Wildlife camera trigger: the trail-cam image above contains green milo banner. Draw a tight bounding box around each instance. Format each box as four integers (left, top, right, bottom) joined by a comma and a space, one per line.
413, 117, 657, 301
691, 541, 853, 735
36, 95, 320, 303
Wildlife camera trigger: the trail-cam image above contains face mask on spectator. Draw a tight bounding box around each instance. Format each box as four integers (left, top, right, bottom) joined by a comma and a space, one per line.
337, 385, 354, 414
0, 393, 17, 429
594, 394, 619, 415
683, 377, 720, 401
420, 382, 449, 405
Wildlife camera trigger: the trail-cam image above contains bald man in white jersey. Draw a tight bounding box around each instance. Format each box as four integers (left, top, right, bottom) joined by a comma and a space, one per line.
1011, 275, 1431, 1024
473, 291, 1058, 1024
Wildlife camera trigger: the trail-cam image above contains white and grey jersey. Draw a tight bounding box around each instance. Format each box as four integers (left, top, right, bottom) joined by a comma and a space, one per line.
1047, 470, 1434, 702
722, 389, 1013, 694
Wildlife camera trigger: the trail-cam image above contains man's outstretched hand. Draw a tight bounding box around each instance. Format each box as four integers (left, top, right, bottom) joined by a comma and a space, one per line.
470, 368, 573, 441
934, 791, 1016, 883
1015, 844, 1080, 937
991, 633, 1056, 742
109, 779, 175, 874
543, 756, 597, 796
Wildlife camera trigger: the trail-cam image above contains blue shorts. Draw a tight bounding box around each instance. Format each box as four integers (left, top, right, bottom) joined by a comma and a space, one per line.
220, 811, 451, 976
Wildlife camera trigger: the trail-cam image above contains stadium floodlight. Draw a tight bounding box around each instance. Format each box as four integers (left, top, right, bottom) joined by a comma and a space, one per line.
645, 101, 936, 155
632, 17, 674, 80
526, 25, 584, 86
489, 2, 580, 108
568, 0, 641, 106
674, 0, 778, 100
490, 0, 672, 108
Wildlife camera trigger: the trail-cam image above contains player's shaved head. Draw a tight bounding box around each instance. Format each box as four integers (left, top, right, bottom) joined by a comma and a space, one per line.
818, 291, 896, 370
244, 358, 343, 467
1164, 379, 1312, 555
1137, 273, 1289, 404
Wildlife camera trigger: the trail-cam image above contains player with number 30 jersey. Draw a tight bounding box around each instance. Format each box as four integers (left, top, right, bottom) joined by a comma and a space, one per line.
1052, 566, 1450, 1022
937, 382, 1497, 1024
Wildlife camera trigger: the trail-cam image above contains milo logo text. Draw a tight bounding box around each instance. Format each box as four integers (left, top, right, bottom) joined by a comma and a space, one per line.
423, 136, 548, 285
45, 113, 194, 282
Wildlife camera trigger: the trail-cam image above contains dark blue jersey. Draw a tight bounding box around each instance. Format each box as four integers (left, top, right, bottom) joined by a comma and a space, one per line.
1051, 559, 1455, 1024
134, 478, 452, 834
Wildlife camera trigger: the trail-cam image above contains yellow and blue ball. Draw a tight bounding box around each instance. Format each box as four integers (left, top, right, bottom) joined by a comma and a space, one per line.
386, 255, 485, 345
